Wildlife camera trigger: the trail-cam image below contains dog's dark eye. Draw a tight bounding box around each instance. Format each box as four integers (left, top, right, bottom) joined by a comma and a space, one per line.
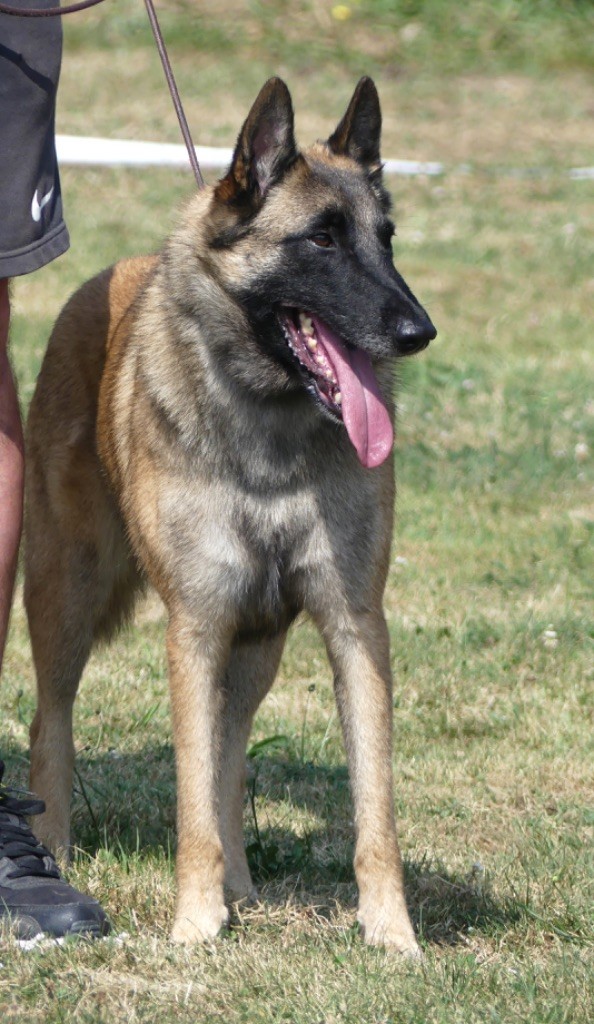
309, 232, 334, 249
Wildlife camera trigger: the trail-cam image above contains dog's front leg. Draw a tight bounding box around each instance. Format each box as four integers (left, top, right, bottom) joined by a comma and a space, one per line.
167, 612, 230, 944
320, 607, 419, 955
218, 634, 286, 902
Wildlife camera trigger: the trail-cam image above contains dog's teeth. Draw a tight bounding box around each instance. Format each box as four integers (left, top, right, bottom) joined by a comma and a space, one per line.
335, 390, 342, 406
299, 313, 314, 337
306, 336, 318, 351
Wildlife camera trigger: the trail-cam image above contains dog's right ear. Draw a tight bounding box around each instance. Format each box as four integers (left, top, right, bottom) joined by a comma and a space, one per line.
215, 78, 297, 208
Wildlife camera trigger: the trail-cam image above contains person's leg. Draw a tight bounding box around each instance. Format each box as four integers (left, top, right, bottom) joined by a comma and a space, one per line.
0, 278, 24, 674
0, 280, 110, 939
0, 10, 110, 941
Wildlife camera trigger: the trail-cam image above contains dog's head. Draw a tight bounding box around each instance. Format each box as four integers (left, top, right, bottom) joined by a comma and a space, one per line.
201, 77, 436, 468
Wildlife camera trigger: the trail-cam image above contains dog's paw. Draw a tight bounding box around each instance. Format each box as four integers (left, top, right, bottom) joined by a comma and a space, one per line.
357, 904, 420, 956
223, 863, 258, 904
225, 881, 259, 905
27, 813, 71, 867
171, 902, 229, 944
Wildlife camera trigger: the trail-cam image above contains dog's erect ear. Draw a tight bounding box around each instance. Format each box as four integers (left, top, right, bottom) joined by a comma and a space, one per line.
327, 77, 382, 173
217, 77, 297, 205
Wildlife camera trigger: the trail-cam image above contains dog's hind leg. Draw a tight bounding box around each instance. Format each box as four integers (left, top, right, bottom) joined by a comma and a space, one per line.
318, 606, 419, 955
27, 557, 94, 863
25, 436, 141, 863
218, 634, 286, 903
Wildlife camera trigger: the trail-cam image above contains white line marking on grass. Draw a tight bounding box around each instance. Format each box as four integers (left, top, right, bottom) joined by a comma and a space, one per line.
56, 136, 593, 180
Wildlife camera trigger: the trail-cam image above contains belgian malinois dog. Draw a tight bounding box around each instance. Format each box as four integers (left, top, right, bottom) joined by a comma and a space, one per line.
25, 77, 435, 951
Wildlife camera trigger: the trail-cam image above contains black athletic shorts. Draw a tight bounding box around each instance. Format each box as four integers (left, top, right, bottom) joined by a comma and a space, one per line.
0, 1, 69, 278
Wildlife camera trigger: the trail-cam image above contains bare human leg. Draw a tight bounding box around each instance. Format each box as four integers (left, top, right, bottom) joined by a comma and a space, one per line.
0, 278, 24, 675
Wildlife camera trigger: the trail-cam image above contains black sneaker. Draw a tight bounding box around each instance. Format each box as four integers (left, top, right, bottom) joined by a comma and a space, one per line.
0, 762, 110, 940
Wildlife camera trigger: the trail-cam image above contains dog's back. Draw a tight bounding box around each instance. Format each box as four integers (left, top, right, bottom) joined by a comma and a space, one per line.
27, 256, 154, 475
25, 257, 155, 654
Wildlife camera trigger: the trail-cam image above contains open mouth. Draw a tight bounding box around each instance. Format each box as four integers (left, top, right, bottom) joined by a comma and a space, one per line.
280, 310, 343, 415
279, 308, 394, 469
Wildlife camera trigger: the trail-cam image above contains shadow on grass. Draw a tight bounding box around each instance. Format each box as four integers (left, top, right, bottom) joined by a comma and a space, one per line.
3, 741, 520, 946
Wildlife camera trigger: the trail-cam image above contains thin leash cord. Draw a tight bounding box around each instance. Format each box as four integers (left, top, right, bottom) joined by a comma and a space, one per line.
0, 0, 205, 189
141, 0, 204, 187
0, 0, 106, 14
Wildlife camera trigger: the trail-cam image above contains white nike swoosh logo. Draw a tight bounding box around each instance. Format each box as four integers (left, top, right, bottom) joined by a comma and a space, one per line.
31, 186, 55, 223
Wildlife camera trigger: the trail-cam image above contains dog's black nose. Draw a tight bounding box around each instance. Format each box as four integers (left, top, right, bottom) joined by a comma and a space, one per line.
396, 313, 437, 355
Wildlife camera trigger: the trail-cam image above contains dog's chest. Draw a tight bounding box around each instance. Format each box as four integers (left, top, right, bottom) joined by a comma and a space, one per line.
167, 483, 339, 635
224, 491, 329, 632
162, 460, 385, 638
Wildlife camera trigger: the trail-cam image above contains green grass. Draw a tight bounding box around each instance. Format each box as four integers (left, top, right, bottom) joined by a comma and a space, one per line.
1, 3, 593, 1021
63, 0, 594, 74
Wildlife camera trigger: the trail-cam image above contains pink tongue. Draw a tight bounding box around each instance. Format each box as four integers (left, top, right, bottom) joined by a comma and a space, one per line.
311, 317, 394, 469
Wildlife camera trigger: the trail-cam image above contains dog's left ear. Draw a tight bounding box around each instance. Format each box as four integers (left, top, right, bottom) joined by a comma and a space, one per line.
217, 77, 297, 205
327, 77, 382, 174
